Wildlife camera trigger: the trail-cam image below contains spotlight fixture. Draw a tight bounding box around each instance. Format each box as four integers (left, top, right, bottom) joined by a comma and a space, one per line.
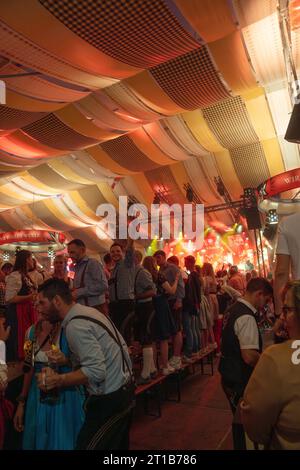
153, 193, 160, 205
216, 178, 225, 196
235, 223, 243, 234
267, 209, 278, 225
285, 102, 300, 144
186, 185, 194, 202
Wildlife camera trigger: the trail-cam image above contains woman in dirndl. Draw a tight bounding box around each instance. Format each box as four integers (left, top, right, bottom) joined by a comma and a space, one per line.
5, 250, 37, 362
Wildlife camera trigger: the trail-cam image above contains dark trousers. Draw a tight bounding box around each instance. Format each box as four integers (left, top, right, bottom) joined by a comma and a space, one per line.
109, 300, 135, 345
221, 379, 246, 450
76, 384, 135, 450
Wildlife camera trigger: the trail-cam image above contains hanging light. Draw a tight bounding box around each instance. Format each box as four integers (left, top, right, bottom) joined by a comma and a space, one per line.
48, 246, 55, 259
267, 209, 278, 225
186, 185, 194, 202
2, 252, 10, 262
153, 193, 160, 205
285, 103, 300, 143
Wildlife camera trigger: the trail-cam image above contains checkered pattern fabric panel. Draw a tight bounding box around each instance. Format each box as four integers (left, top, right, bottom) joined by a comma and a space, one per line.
22, 114, 98, 150
0, 105, 46, 130
101, 136, 160, 172
150, 47, 230, 109
145, 167, 187, 204
230, 142, 270, 188
39, 0, 200, 69
202, 96, 259, 149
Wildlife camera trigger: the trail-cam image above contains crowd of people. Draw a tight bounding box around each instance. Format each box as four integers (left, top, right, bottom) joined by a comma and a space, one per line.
0, 209, 300, 451
0, 236, 246, 450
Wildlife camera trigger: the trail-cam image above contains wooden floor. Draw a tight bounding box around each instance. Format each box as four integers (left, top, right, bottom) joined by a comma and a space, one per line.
130, 361, 233, 450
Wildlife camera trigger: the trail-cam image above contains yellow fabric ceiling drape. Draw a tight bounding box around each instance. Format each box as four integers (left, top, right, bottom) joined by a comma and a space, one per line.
209, 31, 258, 96
183, 110, 224, 153
174, 0, 237, 42
261, 138, 285, 176
86, 146, 131, 176
126, 71, 185, 115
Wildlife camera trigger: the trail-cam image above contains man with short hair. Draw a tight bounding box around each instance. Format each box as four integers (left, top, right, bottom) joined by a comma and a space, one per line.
228, 266, 246, 296
35, 278, 134, 450
182, 255, 202, 360
274, 212, 300, 316
67, 239, 108, 314
219, 277, 273, 450
109, 239, 135, 344
153, 250, 185, 370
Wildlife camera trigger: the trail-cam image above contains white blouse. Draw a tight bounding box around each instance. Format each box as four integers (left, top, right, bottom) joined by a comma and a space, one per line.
5, 271, 23, 303
5, 271, 34, 303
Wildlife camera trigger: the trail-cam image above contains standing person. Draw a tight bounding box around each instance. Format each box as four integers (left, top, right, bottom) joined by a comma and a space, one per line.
182, 256, 202, 361
195, 265, 211, 351
153, 250, 185, 370
0, 320, 10, 390
13, 316, 85, 450
274, 212, 300, 316
202, 262, 218, 348
228, 266, 246, 296
5, 250, 37, 362
67, 239, 108, 314
0, 320, 13, 450
52, 254, 73, 287
28, 259, 44, 287
103, 253, 113, 281
0, 270, 7, 317
219, 278, 273, 450
0, 264, 14, 316
109, 238, 135, 345
35, 279, 135, 450
143, 257, 179, 375
134, 251, 157, 383
241, 280, 300, 450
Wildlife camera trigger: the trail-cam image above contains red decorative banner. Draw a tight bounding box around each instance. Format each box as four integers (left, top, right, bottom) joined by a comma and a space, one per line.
258, 168, 300, 198
0, 230, 66, 246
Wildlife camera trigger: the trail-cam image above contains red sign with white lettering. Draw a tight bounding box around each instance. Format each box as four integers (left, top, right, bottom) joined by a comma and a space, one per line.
0, 230, 66, 245
258, 168, 300, 198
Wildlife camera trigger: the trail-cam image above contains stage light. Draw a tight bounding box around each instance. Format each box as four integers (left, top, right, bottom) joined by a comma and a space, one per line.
216, 180, 225, 196
236, 224, 243, 234
153, 193, 160, 205
267, 209, 278, 225
186, 185, 194, 202
285, 102, 300, 143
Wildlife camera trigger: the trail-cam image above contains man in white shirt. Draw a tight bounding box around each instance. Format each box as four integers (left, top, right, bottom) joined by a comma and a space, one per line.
274, 212, 300, 316
0, 319, 10, 392
219, 278, 273, 449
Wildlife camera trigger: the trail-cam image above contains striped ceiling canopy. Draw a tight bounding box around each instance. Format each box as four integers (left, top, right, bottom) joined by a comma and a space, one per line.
0, 0, 299, 251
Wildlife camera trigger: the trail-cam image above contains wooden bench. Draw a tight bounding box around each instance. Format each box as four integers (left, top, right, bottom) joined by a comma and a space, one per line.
164, 346, 216, 403
135, 374, 167, 418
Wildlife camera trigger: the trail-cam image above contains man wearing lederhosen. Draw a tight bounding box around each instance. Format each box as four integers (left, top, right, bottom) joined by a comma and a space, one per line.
36, 279, 134, 450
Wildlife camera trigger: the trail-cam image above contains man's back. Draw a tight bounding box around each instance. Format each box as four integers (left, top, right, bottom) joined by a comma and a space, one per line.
220, 301, 261, 389
276, 212, 300, 278
63, 304, 131, 395
159, 262, 184, 300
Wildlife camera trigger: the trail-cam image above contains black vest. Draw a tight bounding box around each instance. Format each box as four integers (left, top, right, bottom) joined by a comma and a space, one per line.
219, 301, 262, 389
